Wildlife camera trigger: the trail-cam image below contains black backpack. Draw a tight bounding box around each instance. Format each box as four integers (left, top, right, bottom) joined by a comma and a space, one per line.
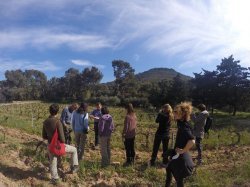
204, 116, 213, 133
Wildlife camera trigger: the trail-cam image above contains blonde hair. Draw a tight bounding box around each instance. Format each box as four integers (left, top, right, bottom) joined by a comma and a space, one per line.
174, 102, 193, 121
163, 104, 174, 122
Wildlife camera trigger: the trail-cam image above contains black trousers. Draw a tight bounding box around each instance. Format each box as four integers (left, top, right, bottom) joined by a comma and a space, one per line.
124, 137, 135, 163
63, 126, 72, 145
151, 134, 169, 164
165, 167, 184, 187
94, 122, 99, 146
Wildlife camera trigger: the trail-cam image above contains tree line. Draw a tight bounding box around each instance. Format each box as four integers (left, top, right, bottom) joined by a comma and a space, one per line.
0, 55, 249, 115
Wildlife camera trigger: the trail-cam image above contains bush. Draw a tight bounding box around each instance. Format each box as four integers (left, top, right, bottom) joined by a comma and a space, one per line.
121, 97, 149, 107
87, 96, 121, 106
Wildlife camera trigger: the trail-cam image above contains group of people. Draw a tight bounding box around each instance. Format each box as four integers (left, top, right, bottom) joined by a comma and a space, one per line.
42, 101, 209, 186
150, 102, 209, 187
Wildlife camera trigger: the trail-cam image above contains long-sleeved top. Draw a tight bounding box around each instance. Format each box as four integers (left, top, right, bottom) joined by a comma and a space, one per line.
90, 109, 102, 123
191, 110, 209, 138
98, 114, 114, 137
175, 120, 195, 149
60, 107, 73, 125
123, 114, 137, 139
42, 115, 65, 144
72, 111, 89, 133
155, 112, 171, 137
169, 120, 194, 179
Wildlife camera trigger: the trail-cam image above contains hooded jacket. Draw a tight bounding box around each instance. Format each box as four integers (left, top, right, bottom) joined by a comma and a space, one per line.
191, 110, 209, 138
98, 114, 114, 137
72, 111, 89, 133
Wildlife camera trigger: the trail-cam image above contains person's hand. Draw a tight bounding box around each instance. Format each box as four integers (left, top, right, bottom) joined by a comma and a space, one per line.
65, 125, 72, 133
175, 148, 185, 154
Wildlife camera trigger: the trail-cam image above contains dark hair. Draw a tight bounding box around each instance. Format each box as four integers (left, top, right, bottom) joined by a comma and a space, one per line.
69, 103, 78, 112
77, 103, 88, 113
49, 104, 59, 115
101, 106, 109, 115
126, 103, 134, 114
197, 104, 206, 111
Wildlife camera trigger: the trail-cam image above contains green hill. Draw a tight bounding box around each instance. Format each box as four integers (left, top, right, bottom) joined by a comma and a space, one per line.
135, 68, 192, 82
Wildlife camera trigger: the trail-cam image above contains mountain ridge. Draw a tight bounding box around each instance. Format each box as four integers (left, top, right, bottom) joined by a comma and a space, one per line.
135, 67, 192, 82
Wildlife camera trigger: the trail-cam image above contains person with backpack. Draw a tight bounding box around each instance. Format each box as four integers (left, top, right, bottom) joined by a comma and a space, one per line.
165, 102, 195, 187
42, 104, 79, 185
150, 104, 174, 167
122, 103, 137, 166
98, 106, 114, 167
60, 103, 78, 145
191, 104, 209, 165
72, 103, 89, 161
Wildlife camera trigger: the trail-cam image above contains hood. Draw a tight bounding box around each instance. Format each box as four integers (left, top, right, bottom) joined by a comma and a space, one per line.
101, 114, 112, 121
201, 110, 209, 115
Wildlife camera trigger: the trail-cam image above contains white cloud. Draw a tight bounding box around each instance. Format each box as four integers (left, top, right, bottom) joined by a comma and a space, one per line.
0, 58, 60, 73
0, 29, 112, 51
98, 0, 250, 67
71, 59, 105, 69
1, 0, 250, 69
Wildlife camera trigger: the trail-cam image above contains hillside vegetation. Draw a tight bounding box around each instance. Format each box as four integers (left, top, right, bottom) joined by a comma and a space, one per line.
135, 68, 191, 82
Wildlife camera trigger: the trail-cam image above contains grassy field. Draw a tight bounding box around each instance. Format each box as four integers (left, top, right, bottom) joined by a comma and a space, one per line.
0, 102, 250, 186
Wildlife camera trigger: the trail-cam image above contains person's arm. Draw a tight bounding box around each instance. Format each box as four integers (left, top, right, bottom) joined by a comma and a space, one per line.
57, 121, 65, 143
175, 139, 195, 154
42, 123, 48, 140
61, 109, 68, 127
72, 112, 75, 132
155, 113, 160, 123
190, 113, 196, 122
89, 112, 94, 119
110, 118, 114, 132
122, 116, 128, 137
84, 113, 89, 130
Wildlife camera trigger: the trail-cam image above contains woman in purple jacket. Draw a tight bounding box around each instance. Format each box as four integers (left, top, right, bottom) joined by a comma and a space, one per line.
122, 103, 137, 166
98, 106, 114, 167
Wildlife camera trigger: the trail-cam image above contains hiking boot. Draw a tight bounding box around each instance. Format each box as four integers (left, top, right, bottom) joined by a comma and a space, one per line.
71, 165, 79, 174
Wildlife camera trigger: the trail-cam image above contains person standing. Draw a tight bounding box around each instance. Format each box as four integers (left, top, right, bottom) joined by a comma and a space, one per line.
98, 106, 114, 167
72, 103, 89, 161
150, 104, 174, 166
60, 103, 78, 145
42, 104, 79, 185
89, 102, 102, 148
165, 102, 195, 187
191, 104, 209, 165
122, 103, 137, 166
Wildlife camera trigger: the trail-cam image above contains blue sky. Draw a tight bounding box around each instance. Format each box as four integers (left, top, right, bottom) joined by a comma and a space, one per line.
0, 0, 250, 83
